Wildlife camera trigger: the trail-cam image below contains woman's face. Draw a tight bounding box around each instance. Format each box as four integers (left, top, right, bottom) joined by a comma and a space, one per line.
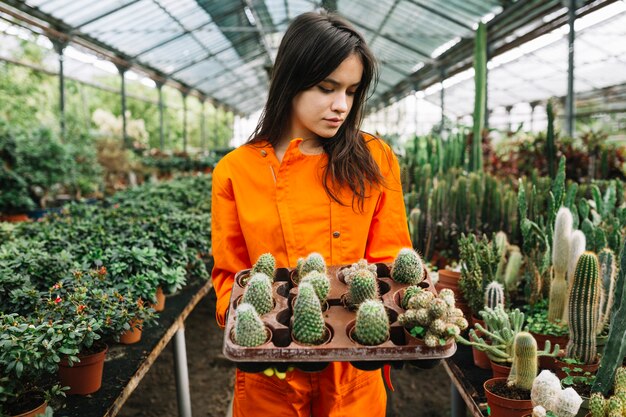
290, 53, 363, 140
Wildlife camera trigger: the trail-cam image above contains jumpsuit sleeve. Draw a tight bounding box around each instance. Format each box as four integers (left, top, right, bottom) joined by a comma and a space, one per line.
365, 143, 412, 263
211, 161, 251, 328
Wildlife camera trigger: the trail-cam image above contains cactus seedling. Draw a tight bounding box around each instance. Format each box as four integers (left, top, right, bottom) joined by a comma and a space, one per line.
233, 303, 268, 347
347, 268, 379, 307
391, 248, 424, 284
507, 331, 538, 391
354, 300, 390, 346
242, 273, 273, 315
300, 270, 331, 304
292, 283, 326, 345
251, 253, 276, 282
295, 253, 326, 284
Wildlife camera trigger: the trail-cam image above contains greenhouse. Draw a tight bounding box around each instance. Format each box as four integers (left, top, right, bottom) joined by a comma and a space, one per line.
1, 0, 625, 416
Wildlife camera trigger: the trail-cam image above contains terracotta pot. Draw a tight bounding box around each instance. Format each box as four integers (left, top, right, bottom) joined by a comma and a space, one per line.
10, 401, 47, 417
490, 360, 512, 378
472, 346, 492, 369
484, 377, 533, 417
58, 344, 108, 395
119, 320, 143, 344
151, 286, 166, 312
0, 213, 29, 223
436, 269, 461, 292
530, 331, 569, 351
551, 355, 600, 379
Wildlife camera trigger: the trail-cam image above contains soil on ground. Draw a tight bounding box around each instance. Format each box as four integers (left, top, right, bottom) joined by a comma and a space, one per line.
118, 289, 451, 417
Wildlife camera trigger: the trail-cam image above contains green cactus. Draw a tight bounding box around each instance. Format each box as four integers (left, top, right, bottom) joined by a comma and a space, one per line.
567, 252, 601, 365
592, 243, 626, 395
590, 393, 607, 417
507, 331, 538, 391
292, 283, 326, 345
470, 22, 486, 172
546, 100, 557, 179
295, 253, 326, 284
485, 281, 505, 310
563, 229, 587, 325
233, 303, 268, 347
251, 253, 275, 282
494, 231, 509, 282
390, 248, 424, 284
241, 273, 273, 315
607, 397, 623, 417
549, 207, 572, 323
401, 285, 421, 310
300, 270, 331, 304
354, 300, 390, 346
347, 268, 379, 307
343, 259, 378, 284
597, 248, 616, 334
504, 249, 523, 294
615, 367, 626, 393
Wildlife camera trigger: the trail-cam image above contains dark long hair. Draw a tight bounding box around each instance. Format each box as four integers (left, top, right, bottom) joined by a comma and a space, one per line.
248, 11, 383, 212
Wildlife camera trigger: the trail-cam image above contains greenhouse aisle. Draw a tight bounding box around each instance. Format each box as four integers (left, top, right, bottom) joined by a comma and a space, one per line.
117, 289, 451, 417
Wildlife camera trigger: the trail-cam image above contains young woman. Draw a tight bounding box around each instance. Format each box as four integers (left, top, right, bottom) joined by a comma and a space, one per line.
211, 11, 411, 416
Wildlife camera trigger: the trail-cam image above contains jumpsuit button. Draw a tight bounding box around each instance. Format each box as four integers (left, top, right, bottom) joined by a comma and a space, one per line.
261, 150, 267, 157
333, 231, 340, 238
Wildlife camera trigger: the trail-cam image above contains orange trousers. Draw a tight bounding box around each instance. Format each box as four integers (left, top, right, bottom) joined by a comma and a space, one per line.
232, 363, 387, 416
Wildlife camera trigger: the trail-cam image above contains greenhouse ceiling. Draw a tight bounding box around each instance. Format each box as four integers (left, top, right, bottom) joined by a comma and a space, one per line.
0, 0, 618, 116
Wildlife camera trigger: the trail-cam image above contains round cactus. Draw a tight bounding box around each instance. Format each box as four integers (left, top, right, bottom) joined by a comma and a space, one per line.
607, 396, 623, 417
438, 288, 456, 308
531, 370, 561, 411
300, 270, 331, 304
390, 248, 424, 284
407, 290, 434, 310
589, 393, 606, 417
295, 253, 326, 284
615, 367, 626, 393
401, 285, 421, 309
251, 253, 275, 282
428, 298, 448, 319
292, 283, 326, 345
242, 273, 273, 315
553, 387, 584, 417
233, 303, 268, 347
354, 300, 389, 346
507, 331, 538, 391
347, 268, 378, 307
344, 259, 378, 285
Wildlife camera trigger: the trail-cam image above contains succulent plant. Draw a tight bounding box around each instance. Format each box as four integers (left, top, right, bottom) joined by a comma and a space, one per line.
504, 249, 523, 294
566, 252, 601, 365
300, 270, 331, 304
552, 388, 584, 417
343, 258, 378, 285
597, 248, 616, 334
484, 281, 505, 310
242, 273, 273, 315
390, 248, 424, 284
399, 287, 467, 347
401, 285, 421, 309
507, 331, 538, 391
295, 253, 326, 284
532, 370, 562, 412
615, 367, 626, 393
549, 207, 572, 323
233, 303, 268, 347
354, 300, 389, 346
292, 283, 326, 345
563, 230, 587, 324
589, 393, 607, 417
347, 268, 378, 307
251, 253, 275, 282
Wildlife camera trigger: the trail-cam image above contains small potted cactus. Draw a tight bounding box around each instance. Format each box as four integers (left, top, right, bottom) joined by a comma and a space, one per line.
352, 300, 390, 346
484, 331, 537, 417
344, 268, 379, 309
300, 270, 331, 309
241, 253, 276, 286
291, 283, 329, 346
241, 273, 274, 316
232, 303, 271, 347
587, 366, 626, 417
528, 370, 583, 417
293, 253, 326, 285
398, 287, 468, 347
390, 247, 424, 284
472, 281, 507, 369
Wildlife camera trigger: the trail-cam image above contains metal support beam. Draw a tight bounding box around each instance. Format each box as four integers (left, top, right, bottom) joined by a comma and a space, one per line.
214, 104, 219, 147
440, 67, 445, 133
370, 0, 401, 46
200, 98, 207, 152
116, 64, 129, 148
566, 0, 576, 136
157, 81, 165, 150
505, 105, 513, 132
173, 328, 193, 417
182, 91, 188, 153
52, 40, 67, 140
406, 0, 472, 30
244, 0, 276, 63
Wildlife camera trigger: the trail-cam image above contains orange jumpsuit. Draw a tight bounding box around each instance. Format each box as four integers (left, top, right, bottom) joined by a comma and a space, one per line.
211, 133, 411, 416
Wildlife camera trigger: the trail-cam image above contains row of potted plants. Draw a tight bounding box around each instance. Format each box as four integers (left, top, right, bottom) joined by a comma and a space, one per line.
0, 175, 213, 416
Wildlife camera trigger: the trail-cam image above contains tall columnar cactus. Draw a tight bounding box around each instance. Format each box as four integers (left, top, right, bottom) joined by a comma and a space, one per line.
251, 253, 276, 282
300, 271, 331, 304
485, 281, 505, 310
592, 242, 626, 395
566, 252, 601, 365
563, 230, 586, 324
295, 253, 326, 284
504, 249, 523, 294
546, 100, 557, 179
549, 207, 573, 322
507, 332, 538, 391
347, 268, 379, 307
390, 247, 424, 284
292, 283, 326, 345
354, 300, 390, 346
241, 273, 273, 315
470, 22, 486, 172
233, 303, 268, 347
597, 248, 616, 334
494, 231, 509, 283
